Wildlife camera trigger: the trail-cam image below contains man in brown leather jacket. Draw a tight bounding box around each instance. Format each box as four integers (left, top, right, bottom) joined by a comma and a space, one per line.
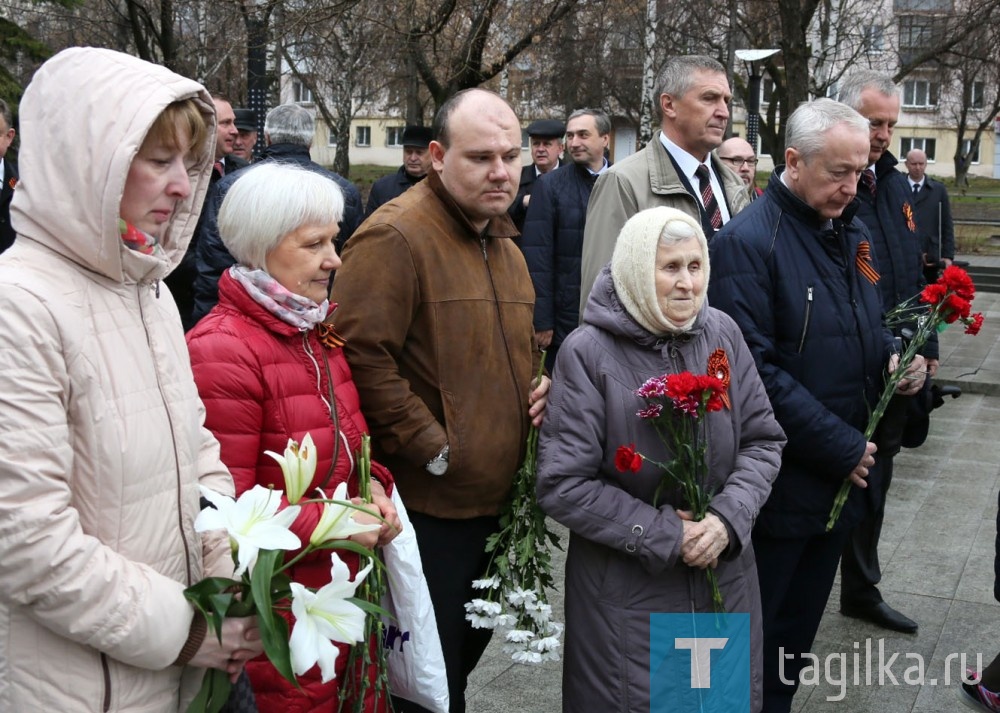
330, 88, 549, 713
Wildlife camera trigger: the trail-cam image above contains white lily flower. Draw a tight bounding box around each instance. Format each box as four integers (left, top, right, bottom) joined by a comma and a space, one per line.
264, 433, 317, 505
289, 552, 372, 683
309, 482, 381, 547
195, 485, 301, 576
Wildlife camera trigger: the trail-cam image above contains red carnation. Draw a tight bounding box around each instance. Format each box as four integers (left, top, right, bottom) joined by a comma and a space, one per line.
665, 372, 699, 401
614, 444, 643, 473
966, 312, 984, 335
921, 283, 946, 306
941, 265, 975, 301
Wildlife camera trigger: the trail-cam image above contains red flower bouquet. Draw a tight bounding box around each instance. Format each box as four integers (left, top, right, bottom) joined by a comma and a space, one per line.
616, 364, 729, 612
826, 265, 984, 530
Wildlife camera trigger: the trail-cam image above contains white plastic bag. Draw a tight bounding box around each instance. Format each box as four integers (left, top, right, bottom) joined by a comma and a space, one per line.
381, 489, 450, 713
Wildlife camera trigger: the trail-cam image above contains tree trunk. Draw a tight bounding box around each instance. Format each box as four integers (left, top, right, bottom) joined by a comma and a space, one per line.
638, 0, 656, 148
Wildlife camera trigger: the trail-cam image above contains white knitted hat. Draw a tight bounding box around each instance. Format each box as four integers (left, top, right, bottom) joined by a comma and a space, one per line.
610, 207, 709, 336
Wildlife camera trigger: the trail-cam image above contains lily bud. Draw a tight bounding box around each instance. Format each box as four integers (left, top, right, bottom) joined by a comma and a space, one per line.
264, 433, 317, 505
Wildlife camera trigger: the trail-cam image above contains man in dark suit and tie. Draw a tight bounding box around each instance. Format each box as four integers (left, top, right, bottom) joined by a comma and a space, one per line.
905, 148, 955, 284
0, 99, 17, 254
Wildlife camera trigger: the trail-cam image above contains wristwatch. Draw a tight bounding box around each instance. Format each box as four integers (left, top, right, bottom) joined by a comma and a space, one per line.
425, 444, 450, 476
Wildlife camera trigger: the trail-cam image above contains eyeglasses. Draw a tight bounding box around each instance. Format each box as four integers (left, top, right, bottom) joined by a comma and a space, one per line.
719, 156, 758, 167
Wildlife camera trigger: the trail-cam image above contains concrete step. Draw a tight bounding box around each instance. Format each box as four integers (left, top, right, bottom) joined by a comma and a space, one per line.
965, 264, 1000, 293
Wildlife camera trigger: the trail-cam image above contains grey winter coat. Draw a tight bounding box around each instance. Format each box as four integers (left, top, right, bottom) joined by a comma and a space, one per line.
536, 267, 785, 713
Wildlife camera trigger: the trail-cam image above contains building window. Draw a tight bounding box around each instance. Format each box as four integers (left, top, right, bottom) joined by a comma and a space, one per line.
762, 78, 775, 105
386, 126, 405, 148
327, 127, 337, 148
902, 79, 938, 108
900, 137, 936, 161
864, 23, 886, 52
292, 79, 314, 104
897, 13, 950, 64
970, 81, 986, 109
962, 138, 981, 164
355, 126, 371, 147
521, 128, 530, 150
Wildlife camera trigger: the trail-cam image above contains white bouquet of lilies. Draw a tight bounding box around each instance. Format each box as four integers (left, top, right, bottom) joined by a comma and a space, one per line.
186, 434, 385, 713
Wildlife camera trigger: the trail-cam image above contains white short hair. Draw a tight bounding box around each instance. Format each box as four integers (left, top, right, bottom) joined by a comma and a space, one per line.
218, 162, 344, 269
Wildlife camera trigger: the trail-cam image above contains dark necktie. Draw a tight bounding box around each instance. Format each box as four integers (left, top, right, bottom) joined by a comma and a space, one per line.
913, 183, 920, 195
859, 169, 876, 198
695, 164, 722, 231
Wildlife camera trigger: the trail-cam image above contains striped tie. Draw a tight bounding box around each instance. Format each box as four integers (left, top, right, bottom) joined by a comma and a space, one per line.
695, 164, 723, 231
859, 169, 876, 197
856, 240, 880, 285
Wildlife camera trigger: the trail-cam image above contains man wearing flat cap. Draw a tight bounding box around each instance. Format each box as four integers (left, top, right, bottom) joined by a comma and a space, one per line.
509, 118, 565, 232
365, 124, 433, 217
232, 108, 259, 163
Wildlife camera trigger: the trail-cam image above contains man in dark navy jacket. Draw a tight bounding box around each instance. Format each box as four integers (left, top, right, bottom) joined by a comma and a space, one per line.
191, 103, 361, 324
365, 124, 432, 217
522, 108, 609, 370
508, 118, 564, 233
838, 71, 932, 635
709, 98, 926, 713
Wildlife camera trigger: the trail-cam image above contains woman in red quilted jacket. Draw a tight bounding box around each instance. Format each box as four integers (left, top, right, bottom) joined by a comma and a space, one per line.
187, 162, 401, 713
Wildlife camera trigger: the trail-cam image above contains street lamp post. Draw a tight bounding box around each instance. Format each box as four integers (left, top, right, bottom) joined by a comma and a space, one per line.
735, 49, 780, 152
246, 12, 269, 156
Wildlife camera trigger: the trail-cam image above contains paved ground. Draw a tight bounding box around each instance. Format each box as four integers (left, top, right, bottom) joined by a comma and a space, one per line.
465, 261, 1000, 713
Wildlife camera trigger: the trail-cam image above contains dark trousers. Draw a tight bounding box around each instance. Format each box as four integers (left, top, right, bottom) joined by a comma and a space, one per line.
756, 528, 851, 713
391, 511, 498, 713
840, 455, 893, 607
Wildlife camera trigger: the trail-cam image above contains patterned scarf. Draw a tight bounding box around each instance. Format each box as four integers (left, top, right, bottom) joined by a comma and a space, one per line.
119, 219, 161, 256
230, 265, 329, 330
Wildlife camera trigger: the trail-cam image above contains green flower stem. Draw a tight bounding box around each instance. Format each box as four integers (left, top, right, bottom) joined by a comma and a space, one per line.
826, 301, 945, 532
338, 435, 391, 713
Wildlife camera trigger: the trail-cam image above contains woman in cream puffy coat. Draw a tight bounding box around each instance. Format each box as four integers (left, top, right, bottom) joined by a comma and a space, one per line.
0, 47, 259, 711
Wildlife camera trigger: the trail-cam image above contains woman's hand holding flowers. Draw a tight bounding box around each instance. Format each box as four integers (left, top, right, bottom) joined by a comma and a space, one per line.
676, 510, 729, 570
188, 616, 264, 683
358, 479, 402, 547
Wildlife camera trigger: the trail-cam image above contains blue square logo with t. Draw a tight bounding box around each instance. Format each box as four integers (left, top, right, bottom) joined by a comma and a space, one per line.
650, 613, 750, 713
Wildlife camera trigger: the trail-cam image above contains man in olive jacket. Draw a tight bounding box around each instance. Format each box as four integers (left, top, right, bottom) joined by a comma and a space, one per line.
330, 88, 549, 713
579, 54, 749, 316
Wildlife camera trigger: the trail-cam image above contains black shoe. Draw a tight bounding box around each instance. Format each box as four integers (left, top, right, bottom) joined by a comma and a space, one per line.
840, 601, 918, 633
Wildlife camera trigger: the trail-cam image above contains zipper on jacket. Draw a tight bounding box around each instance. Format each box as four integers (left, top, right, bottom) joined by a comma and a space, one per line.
302, 331, 344, 489
136, 284, 194, 585
479, 234, 527, 440
101, 652, 111, 712
154, 279, 160, 298
797, 286, 814, 354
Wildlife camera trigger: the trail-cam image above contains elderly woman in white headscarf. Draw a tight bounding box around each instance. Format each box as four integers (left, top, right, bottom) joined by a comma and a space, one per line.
536, 207, 785, 713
